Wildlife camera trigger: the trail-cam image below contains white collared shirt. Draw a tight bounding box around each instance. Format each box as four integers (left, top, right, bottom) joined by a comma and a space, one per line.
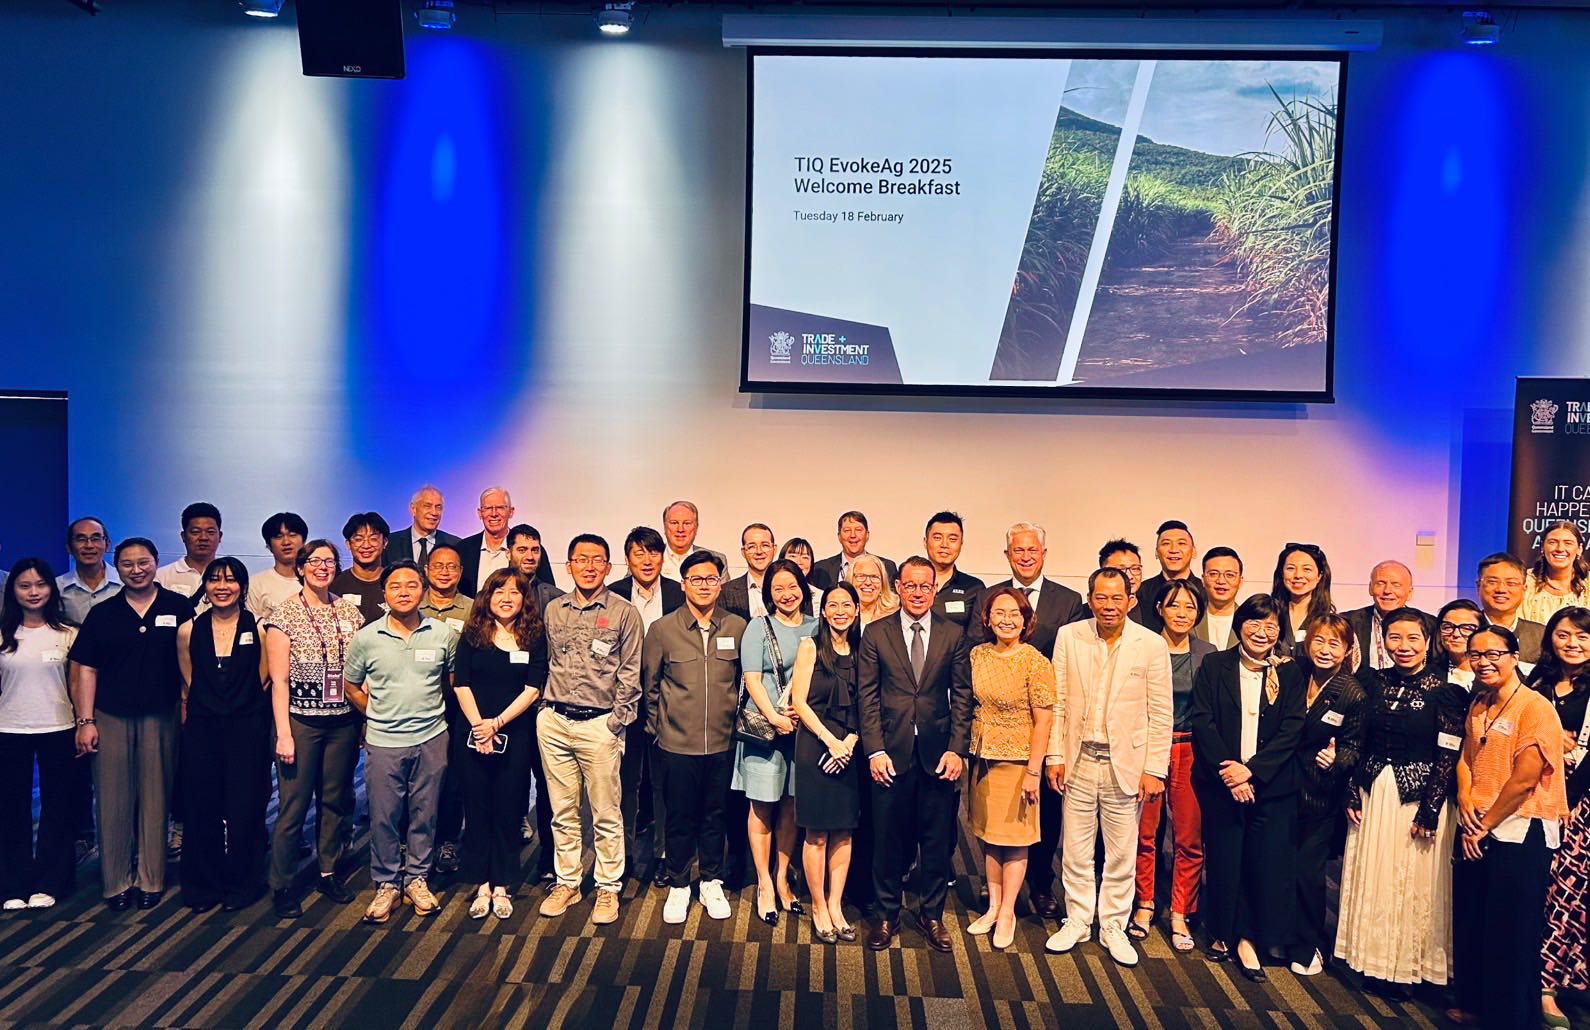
1077, 623, 1124, 745
899, 609, 932, 662
632, 582, 665, 633
1014, 576, 1044, 607
661, 548, 692, 583
57, 567, 122, 625
1367, 609, 1393, 670
412, 531, 438, 563
1238, 659, 1263, 760
477, 539, 509, 591
746, 574, 767, 618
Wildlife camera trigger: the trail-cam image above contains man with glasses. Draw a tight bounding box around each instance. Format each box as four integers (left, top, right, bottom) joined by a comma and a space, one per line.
721, 524, 776, 621
458, 487, 515, 598
58, 517, 120, 624
538, 535, 643, 926
385, 485, 460, 568
155, 502, 224, 610
1099, 540, 1147, 624
418, 544, 471, 874
1476, 553, 1546, 663
68, 538, 193, 911
1195, 547, 1245, 648
643, 551, 747, 923
1345, 560, 1434, 672
330, 512, 392, 626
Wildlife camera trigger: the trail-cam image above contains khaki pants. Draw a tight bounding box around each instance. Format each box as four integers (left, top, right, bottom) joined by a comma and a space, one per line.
95, 708, 177, 897
537, 708, 624, 892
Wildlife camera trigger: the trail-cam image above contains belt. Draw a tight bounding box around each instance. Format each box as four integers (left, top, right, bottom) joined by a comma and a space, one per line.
548, 702, 612, 721
1079, 740, 1112, 760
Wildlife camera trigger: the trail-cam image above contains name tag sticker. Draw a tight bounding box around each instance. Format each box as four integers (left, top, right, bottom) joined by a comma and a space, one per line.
155, 615, 177, 628
42, 649, 65, 664
1321, 710, 1345, 727
510, 650, 530, 665
590, 639, 613, 658
446, 618, 464, 631
414, 649, 438, 663
239, 632, 255, 645
345, 594, 361, 608
945, 601, 966, 614
1438, 732, 1463, 751
339, 622, 356, 635
1491, 718, 1515, 737
716, 636, 736, 652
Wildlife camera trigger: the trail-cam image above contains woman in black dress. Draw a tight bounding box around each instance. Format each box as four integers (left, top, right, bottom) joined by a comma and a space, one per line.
454, 568, 547, 921
790, 581, 862, 944
175, 558, 272, 912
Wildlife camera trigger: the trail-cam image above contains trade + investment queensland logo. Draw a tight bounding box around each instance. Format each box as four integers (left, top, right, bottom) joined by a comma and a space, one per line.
1530, 398, 1559, 434
768, 331, 795, 365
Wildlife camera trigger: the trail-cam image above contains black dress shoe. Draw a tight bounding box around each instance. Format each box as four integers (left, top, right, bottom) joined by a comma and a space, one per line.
137, 890, 161, 910
221, 886, 266, 913
317, 876, 354, 904
106, 890, 134, 912
186, 898, 217, 913
867, 918, 897, 951
918, 915, 954, 953
273, 888, 303, 919
652, 869, 671, 889
1032, 892, 1060, 919
1238, 960, 1267, 983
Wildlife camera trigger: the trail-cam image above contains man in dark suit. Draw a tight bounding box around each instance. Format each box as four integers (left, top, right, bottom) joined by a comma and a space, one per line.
924, 511, 985, 627
720, 523, 775, 621
1137, 521, 1201, 635
384, 484, 461, 567
810, 510, 896, 591
456, 486, 514, 598
859, 557, 973, 953
968, 521, 1084, 917
1477, 552, 1547, 663
1343, 559, 1436, 673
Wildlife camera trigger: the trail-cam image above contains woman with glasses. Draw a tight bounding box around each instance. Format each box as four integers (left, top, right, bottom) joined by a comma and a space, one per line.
1534, 607, 1590, 1029
175, 558, 271, 912
454, 568, 546, 920
733, 558, 818, 924
1334, 607, 1465, 998
263, 540, 365, 919
1523, 522, 1590, 626
1450, 626, 1567, 1029
1432, 600, 1487, 693
1269, 544, 1337, 654
0, 560, 78, 911
846, 554, 899, 628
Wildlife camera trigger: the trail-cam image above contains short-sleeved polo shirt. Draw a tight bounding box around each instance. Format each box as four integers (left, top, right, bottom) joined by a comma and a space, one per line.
343, 617, 457, 748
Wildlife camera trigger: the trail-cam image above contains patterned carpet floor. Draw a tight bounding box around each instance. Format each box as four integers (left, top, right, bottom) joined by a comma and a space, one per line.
0, 827, 1466, 1030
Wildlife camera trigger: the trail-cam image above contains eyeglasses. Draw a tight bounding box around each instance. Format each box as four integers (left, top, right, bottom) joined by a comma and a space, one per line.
303, 557, 338, 569
1204, 570, 1241, 582
898, 583, 934, 594
684, 575, 720, 587
116, 558, 156, 571
1469, 649, 1517, 663
1438, 622, 1480, 636
479, 505, 511, 514
1479, 577, 1524, 589
1110, 565, 1144, 576
567, 557, 609, 569
428, 562, 461, 572
853, 574, 882, 585
71, 534, 107, 545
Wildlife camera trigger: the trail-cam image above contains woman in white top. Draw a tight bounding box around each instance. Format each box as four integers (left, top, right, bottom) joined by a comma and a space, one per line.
1523, 522, 1590, 626
0, 559, 79, 910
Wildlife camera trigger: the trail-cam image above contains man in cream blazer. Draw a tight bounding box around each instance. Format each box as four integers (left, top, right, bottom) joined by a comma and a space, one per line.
1043, 567, 1173, 967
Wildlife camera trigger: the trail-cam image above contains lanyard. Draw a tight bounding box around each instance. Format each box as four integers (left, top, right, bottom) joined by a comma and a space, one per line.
300, 592, 343, 671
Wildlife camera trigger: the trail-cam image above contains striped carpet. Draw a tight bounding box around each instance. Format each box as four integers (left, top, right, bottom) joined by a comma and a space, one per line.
0, 829, 1459, 1029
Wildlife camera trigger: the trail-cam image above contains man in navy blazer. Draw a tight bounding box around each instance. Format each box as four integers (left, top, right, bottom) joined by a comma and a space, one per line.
858, 557, 973, 954
809, 510, 896, 590
383, 485, 460, 567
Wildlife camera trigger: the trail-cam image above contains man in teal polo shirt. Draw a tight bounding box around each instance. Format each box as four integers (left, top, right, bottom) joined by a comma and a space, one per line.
344, 560, 458, 924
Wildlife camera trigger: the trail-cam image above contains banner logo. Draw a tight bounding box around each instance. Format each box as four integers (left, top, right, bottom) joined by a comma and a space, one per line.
768, 331, 795, 365
1530, 398, 1560, 434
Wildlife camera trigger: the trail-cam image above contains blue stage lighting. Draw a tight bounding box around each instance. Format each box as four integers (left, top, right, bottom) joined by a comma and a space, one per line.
240, 0, 285, 17
1461, 11, 1501, 45
416, 0, 456, 31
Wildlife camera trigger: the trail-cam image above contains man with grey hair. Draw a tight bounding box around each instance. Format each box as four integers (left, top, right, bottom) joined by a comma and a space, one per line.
1344, 559, 1433, 671
384, 485, 460, 567
659, 501, 725, 583
458, 486, 514, 599
968, 520, 1085, 918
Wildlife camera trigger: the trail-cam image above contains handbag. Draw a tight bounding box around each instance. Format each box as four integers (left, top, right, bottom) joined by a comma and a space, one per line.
734, 616, 786, 745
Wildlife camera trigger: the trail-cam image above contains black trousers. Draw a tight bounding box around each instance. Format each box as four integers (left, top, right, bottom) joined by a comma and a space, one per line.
525, 710, 554, 876
1454, 820, 1553, 1029
1197, 783, 1295, 949
656, 747, 732, 886
458, 731, 532, 889
180, 712, 271, 906
436, 716, 466, 848
1025, 785, 1064, 896
723, 777, 750, 889
621, 725, 666, 866
0, 729, 78, 901
845, 775, 876, 911
871, 758, 956, 920
1290, 808, 1337, 963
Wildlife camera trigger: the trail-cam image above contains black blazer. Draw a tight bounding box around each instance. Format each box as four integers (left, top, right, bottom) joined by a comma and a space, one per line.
857, 612, 973, 775
1513, 617, 1547, 664
1294, 671, 1367, 817
1187, 650, 1307, 798
720, 573, 759, 621
384, 526, 461, 568
931, 569, 986, 628
1136, 572, 1204, 634
968, 577, 1085, 658
810, 553, 897, 592
608, 576, 685, 615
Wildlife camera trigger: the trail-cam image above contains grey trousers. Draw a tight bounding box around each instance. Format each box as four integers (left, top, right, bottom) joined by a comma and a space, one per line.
94, 708, 177, 897
269, 715, 360, 890
367, 730, 449, 885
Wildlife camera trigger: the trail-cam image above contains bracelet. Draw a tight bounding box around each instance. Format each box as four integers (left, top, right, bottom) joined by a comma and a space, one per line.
1024, 769, 1041, 778
76, 717, 96, 726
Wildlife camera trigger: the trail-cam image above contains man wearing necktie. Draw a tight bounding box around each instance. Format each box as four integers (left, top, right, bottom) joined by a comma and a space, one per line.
857, 557, 973, 953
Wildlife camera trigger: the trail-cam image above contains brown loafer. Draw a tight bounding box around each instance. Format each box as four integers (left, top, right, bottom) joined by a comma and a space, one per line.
866, 918, 897, 951
918, 915, 953, 953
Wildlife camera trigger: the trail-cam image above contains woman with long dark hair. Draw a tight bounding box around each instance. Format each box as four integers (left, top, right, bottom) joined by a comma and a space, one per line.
1534, 606, 1590, 1029
454, 568, 546, 921
0, 559, 77, 910
1269, 544, 1335, 653
790, 580, 864, 943
1432, 599, 1486, 693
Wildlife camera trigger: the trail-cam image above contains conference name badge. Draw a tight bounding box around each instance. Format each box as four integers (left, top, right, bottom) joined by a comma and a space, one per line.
446, 618, 464, 631
945, 601, 965, 614
1491, 718, 1515, 737
239, 632, 255, 645
717, 636, 736, 652
1437, 732, 1462, 751
510, 650, 530, 665
345, 594, 361, 608
155, 615, 178, 628
1321, 710, 1344, 727
414, 649, 438, 664
42, 649, 65, 664
591, 639, 613, 658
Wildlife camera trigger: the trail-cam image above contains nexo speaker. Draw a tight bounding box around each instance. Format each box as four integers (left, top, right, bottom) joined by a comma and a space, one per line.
297, 0, 406, 80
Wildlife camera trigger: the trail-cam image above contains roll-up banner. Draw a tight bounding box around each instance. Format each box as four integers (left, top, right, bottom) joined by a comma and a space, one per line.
1508, 377, 1590, 560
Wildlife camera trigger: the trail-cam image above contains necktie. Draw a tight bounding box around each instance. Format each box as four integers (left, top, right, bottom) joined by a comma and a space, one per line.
910, 621, 925, 682
1021, 587, 1034, 602
418, 536, 431, 566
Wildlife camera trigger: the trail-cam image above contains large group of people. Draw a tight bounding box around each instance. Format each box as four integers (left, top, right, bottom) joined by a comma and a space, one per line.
2, 489, 1589, 1027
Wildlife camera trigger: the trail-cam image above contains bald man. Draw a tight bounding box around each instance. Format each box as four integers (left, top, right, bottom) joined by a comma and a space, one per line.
1343, 560, 1435, 672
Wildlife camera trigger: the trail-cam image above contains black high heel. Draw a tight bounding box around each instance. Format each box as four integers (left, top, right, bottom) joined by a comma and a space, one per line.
756, 887, 779, 926
780, 896, 804, 917
1236, 942, 1267, 982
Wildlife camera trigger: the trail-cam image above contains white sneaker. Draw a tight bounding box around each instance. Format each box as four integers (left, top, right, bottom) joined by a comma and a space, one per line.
1, 898, 24, 912
1045, 918, 1091, 954
663, 886, 692, 925
1290, 950, 1324, 976
699, 879, 731, 920
1099, 923, 1140, 967
26, 894, 55, 909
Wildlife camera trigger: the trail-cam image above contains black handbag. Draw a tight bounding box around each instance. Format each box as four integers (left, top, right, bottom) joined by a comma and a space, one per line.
734, 616, 785, 745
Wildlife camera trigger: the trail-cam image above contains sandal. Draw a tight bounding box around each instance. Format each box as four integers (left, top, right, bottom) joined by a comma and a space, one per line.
491, 888, 512, 920
469, 889, 490, 920
1169, 913, 1195, 952
1126, 906, 1153, 941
